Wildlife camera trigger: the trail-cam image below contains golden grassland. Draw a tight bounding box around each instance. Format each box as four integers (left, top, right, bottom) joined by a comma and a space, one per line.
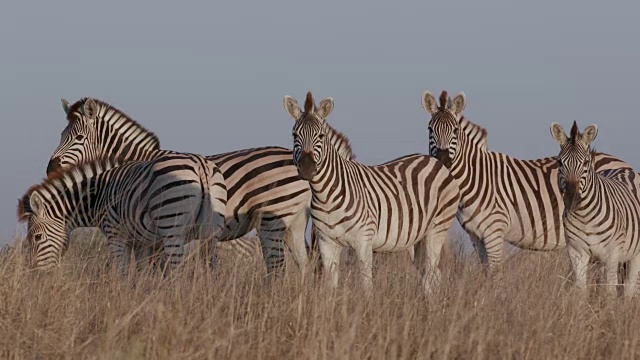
1, 231, 640, 359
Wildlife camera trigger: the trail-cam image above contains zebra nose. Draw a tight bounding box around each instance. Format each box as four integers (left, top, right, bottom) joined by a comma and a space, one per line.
46, 157, 61, 175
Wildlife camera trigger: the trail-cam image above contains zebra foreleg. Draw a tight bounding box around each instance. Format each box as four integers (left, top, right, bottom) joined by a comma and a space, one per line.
604, 251, 621, 297
283, 209, 311, 277
318, 237, 343, 289
414, 231, 447, 296
623, 256, 640, 298
257, 221, 287, 278
352, 239, 373, 297
568, 245, 589, 292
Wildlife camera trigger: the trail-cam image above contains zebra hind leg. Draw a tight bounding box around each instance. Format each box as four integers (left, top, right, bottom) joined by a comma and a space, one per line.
106, 237, 133, 277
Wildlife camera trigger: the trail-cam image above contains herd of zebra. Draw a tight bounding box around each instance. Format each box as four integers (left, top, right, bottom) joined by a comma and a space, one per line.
15, 89, 640, 297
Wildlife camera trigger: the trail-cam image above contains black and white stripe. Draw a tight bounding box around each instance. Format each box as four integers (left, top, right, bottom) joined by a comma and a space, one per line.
423, 90, 635, 276
18, 153, 227, 272
48, 97, 312, 275
284, 92, 460, 294
551, 121, 640, 297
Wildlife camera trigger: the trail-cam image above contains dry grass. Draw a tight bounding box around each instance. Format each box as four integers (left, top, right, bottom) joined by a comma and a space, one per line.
2, 232, 640, 360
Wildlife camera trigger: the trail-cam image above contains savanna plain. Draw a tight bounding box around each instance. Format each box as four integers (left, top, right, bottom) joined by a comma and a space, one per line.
1, 230, 640, 359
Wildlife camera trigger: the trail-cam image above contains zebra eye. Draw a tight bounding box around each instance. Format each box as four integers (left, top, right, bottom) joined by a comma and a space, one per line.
75, 134, 85, 141
317, 133, 325, 140
33, 233, 43, 242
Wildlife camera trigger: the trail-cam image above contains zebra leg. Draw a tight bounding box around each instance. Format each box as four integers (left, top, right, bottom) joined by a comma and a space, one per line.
469, 232, 489, 266
283, 209, 311, 276
568, 245, 590, 291
604, 253, 621, 297
482, 231, 506, 280
318, 237, 343, 289
352, 240, 374, 296
407, 247, 415, 262
257, 221, 287, 277
623, 256, 640, 298
162, 237, 185, 274
106, 237, 133, 276
414, 232, 447, 296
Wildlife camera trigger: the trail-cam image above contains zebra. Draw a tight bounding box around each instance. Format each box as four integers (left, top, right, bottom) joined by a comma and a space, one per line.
550, 121, 640, 297
422, 89, 635, 277
284, 91, 460, 294
17, 153, 227, 273
47, 97, 312, 276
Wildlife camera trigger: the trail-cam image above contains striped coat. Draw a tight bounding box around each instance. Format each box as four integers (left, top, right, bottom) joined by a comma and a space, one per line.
551, 121, 640, 297
284, 92, 460, 294
18, 153, 226, 273
423, 90, 635, 276
47, 97, 312, 275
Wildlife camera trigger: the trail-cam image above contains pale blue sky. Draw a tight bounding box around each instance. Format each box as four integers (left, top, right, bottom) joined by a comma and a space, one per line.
1, 0, 639, 243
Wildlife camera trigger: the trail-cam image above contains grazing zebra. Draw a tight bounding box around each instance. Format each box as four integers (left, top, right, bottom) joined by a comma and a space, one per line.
550, 121, 640, 297
17, 154, 227, 272
422, 90, 635, 277
284, 92, 460, 294
47, 97, 312, 275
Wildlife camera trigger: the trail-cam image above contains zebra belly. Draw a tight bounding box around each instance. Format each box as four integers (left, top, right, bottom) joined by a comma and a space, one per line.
209, 147, 312, 240
456, 202, 566, 251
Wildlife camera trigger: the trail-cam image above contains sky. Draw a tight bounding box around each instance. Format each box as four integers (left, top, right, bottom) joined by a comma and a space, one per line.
1, 0, 639, 244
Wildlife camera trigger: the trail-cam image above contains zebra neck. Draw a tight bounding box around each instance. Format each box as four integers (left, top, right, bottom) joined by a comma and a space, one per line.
449, 138, 487, 180
96, 116, 161, 161
309, 148, 352, 204
54, 175, 111, 229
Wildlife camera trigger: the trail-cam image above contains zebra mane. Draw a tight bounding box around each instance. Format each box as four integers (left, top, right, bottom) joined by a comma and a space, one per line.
459, 116, 488, 151
17, 156, 125, 221
569, 120, 580, 145
67, 98, 161, 151
324, 123, 356, 160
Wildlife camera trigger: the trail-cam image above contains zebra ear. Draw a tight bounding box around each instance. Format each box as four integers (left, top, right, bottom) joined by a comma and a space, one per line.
450, 92, 466, 115
28, 192, 45, 217
17, 194, 31, 221
61, 98, 70, 115
316, 98, 334, 119
283, 96, 302, 120
83, 98, 99, 120
421, 91, 438, 114
583, 124, 598, 145
550, 123, 567, 145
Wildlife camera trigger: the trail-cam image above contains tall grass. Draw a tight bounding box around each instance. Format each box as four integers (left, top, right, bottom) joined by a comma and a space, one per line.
1, 231, 640, 359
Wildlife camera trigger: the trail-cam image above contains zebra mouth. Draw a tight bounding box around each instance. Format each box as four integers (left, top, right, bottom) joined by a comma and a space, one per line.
46, 157, 62, 175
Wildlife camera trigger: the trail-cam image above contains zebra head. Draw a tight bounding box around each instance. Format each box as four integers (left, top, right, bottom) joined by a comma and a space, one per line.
550, 121, 598, 212
47, 98, 101, 175
284, 91, 334, 181
17, 191, 68, 270
422, 90, 466, 169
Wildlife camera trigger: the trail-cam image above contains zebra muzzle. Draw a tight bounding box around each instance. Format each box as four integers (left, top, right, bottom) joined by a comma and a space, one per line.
563, 182, 580, 212
434, 149, 452, 168
297, 152, 317, 180
46, 157, 62, 175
